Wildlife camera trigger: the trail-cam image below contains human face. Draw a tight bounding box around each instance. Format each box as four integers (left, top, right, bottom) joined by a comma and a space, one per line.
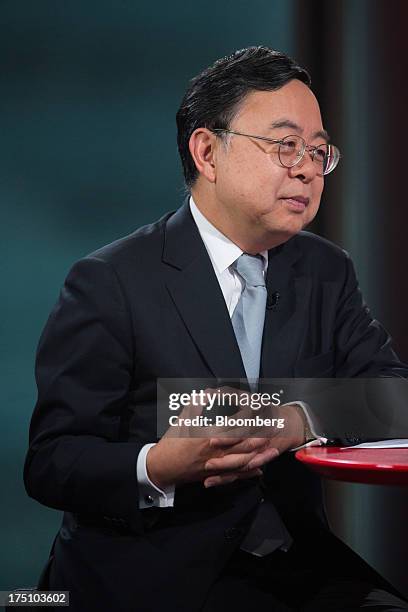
211, 80, 326, 252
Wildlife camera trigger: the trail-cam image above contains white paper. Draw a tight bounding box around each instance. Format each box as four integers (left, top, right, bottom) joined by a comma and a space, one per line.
344, 439, 408, 449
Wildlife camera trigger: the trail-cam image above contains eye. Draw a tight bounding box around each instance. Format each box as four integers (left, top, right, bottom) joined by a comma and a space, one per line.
314, 145, 328, 163
280, 139, 298, 152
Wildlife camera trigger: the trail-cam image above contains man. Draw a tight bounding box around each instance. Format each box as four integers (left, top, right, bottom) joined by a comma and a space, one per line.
24, 47, 408, 610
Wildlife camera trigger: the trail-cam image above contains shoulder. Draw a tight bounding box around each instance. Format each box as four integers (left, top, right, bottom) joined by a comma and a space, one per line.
290, 231, 352, 280
295, 230, 347, 258
86, 209, 174, 268
62, 209, 176, 292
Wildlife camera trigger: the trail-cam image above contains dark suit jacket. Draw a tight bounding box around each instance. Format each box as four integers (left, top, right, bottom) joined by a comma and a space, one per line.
24, 202, 407, 611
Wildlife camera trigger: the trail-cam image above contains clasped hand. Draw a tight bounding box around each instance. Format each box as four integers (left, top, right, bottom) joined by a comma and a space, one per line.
147, 387, 306, 489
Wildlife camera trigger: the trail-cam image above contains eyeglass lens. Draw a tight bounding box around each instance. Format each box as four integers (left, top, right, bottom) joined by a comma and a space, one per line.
277, 135, 338, 175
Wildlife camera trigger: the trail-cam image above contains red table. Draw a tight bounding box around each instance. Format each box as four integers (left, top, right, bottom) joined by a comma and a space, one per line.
295, 447, 408, 486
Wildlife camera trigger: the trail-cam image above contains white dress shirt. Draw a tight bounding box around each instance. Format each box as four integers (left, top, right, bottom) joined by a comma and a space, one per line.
136, 197, 321, 509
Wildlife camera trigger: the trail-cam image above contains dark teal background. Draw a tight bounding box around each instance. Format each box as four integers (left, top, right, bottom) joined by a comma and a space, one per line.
2, 0, 408, 598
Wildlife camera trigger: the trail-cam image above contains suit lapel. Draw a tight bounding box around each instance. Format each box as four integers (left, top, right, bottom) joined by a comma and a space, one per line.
261, 239, 310, 378
163, 203, 246, 380
163, 202, 311, 381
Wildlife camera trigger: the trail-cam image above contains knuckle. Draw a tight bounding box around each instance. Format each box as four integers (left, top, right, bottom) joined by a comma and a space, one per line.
239, 460, 252, 472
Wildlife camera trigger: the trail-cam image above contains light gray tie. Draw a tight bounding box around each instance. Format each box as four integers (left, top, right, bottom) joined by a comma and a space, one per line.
231, 254, 267, 389
231, 254, 293, 557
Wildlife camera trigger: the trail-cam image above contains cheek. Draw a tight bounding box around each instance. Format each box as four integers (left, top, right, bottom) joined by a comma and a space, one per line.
217, 152, 250, 190
305, 181, 324, 221
247, 160, 285, 198
220, 158, 267, 202
311, 180, 324, 206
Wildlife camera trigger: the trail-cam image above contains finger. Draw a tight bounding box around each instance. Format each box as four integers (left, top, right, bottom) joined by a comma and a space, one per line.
182, 400, 205, 415
203, 474, 238, 488
208, 437, 246, 448
204, 468, 262, 488
246, 446, 280, 470
210, 437, 270, 454
213, 419, 272, 440
225, 437, 270, 454
205, 451, 258, 472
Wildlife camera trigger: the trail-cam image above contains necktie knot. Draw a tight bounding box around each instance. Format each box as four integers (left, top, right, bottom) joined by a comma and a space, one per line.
234, 253, 265, 287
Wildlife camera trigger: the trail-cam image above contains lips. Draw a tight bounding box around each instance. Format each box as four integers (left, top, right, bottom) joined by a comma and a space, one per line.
280, 195, 310, 205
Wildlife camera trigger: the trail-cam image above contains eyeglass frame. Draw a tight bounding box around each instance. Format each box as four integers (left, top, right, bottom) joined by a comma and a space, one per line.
209, 128, 340, 175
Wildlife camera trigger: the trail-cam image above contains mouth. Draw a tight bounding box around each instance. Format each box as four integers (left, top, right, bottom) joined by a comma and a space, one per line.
280, 195, 310, 212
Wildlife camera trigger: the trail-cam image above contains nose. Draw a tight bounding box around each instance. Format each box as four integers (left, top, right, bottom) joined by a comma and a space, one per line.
288, 149, 319, 182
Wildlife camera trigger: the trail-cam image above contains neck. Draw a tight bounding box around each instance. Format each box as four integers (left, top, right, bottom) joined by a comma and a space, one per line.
191, 186, 290, 254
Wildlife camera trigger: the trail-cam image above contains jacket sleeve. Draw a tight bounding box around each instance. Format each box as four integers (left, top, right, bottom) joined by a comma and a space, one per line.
24, 256, 145, 532
334, 252, 408, 377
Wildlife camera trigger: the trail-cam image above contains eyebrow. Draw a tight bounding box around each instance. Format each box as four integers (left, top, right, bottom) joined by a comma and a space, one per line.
268, 119, 330, 143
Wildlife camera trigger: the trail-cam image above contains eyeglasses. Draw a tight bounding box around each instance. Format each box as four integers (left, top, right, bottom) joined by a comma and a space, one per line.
210, 129, 341, 176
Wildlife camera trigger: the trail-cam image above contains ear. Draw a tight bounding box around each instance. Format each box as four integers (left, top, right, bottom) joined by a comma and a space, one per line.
188, 128, 218, 183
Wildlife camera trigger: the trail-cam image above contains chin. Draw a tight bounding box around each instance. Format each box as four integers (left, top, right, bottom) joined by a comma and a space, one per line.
274, 220, 306, 237
258, 228, 297, 250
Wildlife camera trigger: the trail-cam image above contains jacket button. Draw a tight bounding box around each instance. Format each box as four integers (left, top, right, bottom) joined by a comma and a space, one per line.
224, 527, 241, 541
144, 495, 155, 505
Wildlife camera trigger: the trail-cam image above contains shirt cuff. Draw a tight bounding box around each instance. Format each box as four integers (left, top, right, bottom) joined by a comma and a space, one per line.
281, 401, 328, 451
136, 443, 175, 508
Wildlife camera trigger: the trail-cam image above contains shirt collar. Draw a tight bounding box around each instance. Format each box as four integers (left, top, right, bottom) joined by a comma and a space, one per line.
189, 196, 268, 275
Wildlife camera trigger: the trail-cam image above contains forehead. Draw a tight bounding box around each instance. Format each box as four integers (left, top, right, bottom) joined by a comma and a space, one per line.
232, 80, 323, 132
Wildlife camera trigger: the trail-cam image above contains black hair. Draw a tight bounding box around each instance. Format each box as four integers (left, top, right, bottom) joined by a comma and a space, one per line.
176, 46, 311, 188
